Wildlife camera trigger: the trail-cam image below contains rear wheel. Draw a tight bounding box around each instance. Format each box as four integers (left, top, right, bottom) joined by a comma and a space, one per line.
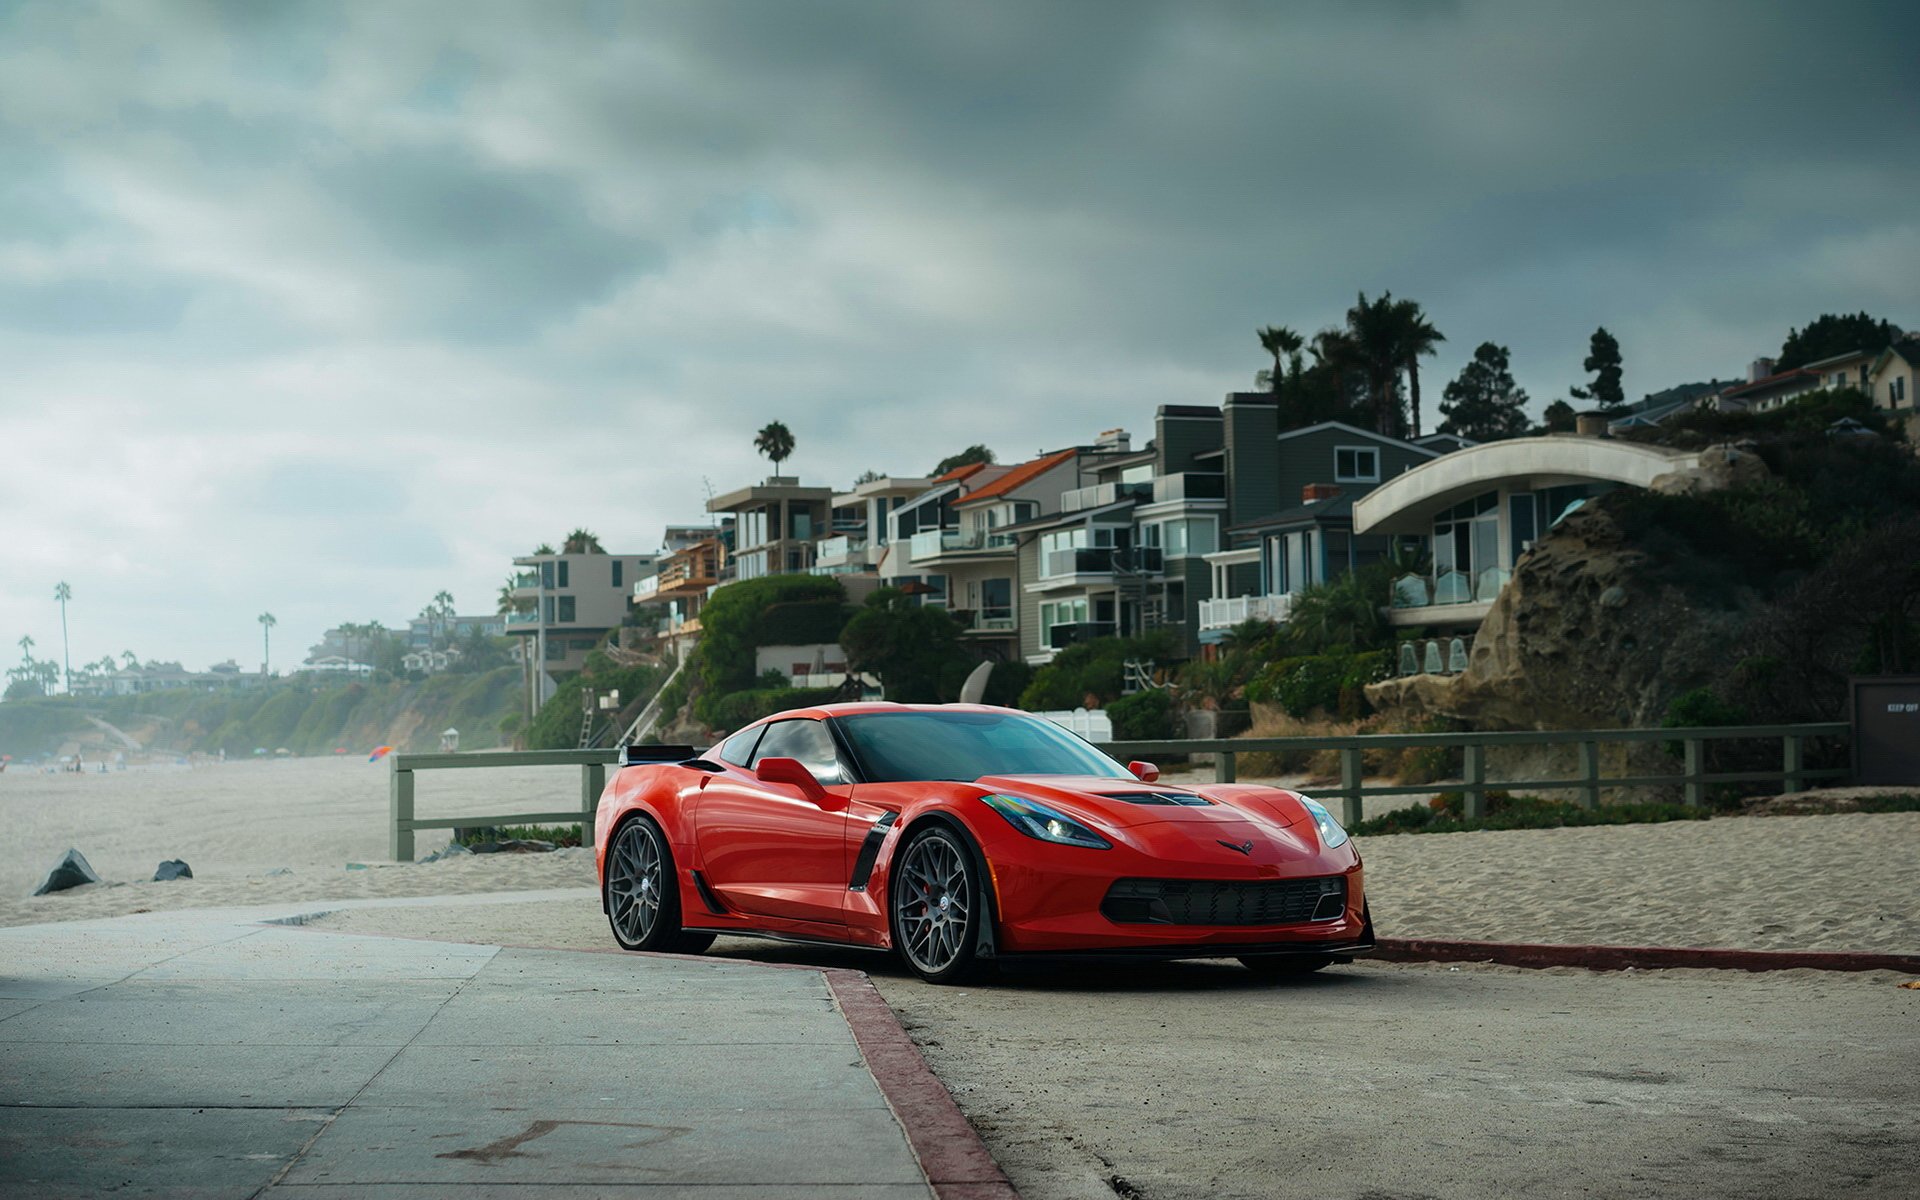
889, 825, 986, 984
1239, 954, 1334, 977
606, 816, 714, 955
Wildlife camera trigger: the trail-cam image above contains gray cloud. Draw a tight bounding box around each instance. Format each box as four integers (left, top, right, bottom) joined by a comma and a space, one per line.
0, 0, 1913, 668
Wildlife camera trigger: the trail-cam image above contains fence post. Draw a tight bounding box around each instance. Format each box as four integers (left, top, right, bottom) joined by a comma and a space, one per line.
390, 761, 415, 863
581, 761, 607, 849
1463, 744, 1487, 821
1214, 748, 1237, 785
1783, 735, 1804, 795
1339, 747, 1363, 828
1683, 738, 1704, 808
1579, 740, 1600, 810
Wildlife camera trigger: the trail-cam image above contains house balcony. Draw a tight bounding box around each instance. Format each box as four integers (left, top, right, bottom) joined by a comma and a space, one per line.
948, 607, 1017, 636
510, 571, 541, 594
504, 610, 541, 630
1035, 546, 1162, 583
1198, 593, 1294, 631
632, 574, 660, 602
1385, 569, 1508, 627
907, 528, 1016, 563
812, 534, 882, 573
1060, 480, 1153, 513
1152, 472, 1226, 503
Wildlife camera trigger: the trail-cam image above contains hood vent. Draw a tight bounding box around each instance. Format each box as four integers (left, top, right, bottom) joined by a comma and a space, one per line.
1099, 791, 1214, 807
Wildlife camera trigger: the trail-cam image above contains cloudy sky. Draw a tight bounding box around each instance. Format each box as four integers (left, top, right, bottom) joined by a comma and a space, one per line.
2, 0, 1914, 674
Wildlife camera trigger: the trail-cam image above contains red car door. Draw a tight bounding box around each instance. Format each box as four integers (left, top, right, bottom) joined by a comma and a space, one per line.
693, 717, 851, 927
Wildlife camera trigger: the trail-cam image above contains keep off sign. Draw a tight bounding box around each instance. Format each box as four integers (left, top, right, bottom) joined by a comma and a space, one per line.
1851, 676, 1920, 785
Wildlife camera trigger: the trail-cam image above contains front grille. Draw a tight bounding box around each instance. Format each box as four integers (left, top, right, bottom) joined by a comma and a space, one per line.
1101, 876, 1347, 926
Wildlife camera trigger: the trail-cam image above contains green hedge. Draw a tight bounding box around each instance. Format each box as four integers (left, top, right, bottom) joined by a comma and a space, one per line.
701, 686, 841, 732
1243, 650, 1387, 719
1106, 688, 1180, 741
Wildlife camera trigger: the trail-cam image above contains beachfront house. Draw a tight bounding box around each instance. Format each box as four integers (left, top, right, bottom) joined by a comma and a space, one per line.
706, 476, 833, 580
1197, 399, 1449, 647
508, 546, 659, 710
811, 474, 932, 576
1868, 340, 1919, 412
1351, 432, 1704, 675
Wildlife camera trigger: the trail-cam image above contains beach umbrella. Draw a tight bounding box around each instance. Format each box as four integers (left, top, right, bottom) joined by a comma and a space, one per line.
368, 745, 393, 763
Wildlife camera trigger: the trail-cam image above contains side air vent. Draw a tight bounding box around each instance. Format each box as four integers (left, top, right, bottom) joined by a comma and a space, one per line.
1098, 791, 1214, 807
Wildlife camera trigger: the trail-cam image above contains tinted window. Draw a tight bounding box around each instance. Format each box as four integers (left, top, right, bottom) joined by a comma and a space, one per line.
835, 710, 1128, 783
750, 719, 845, 785
716, 727, 764, 767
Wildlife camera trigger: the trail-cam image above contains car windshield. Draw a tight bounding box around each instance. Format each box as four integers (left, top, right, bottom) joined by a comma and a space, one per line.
834, 710, 1130, 783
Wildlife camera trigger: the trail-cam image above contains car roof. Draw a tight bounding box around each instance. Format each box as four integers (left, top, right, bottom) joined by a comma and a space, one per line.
743, 701, 1016, 724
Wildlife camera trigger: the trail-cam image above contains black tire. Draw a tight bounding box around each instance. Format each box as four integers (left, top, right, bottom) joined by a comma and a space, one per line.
1239, 954, 1334, 977
888, 824, 988, 984
605, 816, 714, 955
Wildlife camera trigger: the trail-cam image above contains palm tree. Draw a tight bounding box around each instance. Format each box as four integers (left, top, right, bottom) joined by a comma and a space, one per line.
1345, 291, 1408, 437
1256, 326, 1304, 396
1310, 328, 1360, 417
561, 529, 604, 554
258, 612, 276, 676
17, 634, 33, 664
53, 582, 71, 694
433, 590, 456, 645
121, 650, 138, 670
754, 421, 796, 474
1390, 298, 1445, 438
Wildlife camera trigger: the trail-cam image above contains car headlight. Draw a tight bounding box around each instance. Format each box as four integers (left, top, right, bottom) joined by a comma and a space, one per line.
979, 794, 1111, 849
1300, 796, 1349, 849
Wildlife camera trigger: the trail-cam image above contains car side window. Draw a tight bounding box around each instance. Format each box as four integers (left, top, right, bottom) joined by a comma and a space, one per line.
749, 719, 845, 786
716, 727, 764, 767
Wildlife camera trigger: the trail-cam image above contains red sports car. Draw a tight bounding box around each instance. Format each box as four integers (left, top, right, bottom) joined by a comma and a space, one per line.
595, 703, 1372, 983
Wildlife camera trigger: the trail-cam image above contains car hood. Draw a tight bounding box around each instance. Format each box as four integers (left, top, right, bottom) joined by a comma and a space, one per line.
972, 774, 1304, 830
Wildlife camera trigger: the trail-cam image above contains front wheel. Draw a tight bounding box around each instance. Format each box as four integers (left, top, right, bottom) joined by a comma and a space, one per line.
889, 825, 988, 984
605, 816, 714, 955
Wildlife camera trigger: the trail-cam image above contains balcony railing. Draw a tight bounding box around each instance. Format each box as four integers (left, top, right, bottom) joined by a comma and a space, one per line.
1041, 546, 1163, 578
1046, 621, 1116, 649
1060, 480, 1154, 512
511, 571, 540, 590
632, 575, 660, 601
1392, 569, 1511, 608
949, 607, 1017, 633
1152, 472, 1226, 503
1198, 593, 1294, 630
815, 535, 867, 561
504, 610, 541, 627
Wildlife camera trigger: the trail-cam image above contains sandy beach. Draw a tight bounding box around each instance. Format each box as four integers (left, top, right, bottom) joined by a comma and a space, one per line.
4, 754, 1915, 953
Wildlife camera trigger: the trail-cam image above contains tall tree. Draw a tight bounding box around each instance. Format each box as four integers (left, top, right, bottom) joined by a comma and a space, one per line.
1777, 312, 1903, 371
16, 634, 33, 664
1438, 343, 1530, 441
1390, 299, 1445, 437
931, 445, 995, 476
434, 589, 456, 645
1256, 325, 1304, 396
121, 649, 138, 669
53, 581, 71, 694
1541, 399, 1577, 433
1570, 327, 1625, 411
562, 529, 604, 554
258, 612, 276, 675
754, 421, 796, 473
1344, 292, 1407, 436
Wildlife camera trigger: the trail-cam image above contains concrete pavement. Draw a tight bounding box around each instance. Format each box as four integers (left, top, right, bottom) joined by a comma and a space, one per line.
0, 903, 1009, 1198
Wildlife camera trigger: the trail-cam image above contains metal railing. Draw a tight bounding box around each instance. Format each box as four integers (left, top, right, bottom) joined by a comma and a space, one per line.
387, 721, 1851, 860
1198, 594, 1293, 630
1097, 722, 1850, 827
388, 749, 615, 862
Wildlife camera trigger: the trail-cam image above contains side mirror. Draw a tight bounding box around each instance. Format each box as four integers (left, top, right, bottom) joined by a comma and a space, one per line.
754, 756, 829, 803
1128, 760, 1160, 783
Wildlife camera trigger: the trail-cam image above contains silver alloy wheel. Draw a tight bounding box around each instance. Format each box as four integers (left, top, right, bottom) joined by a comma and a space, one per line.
608, 820, 663, 946
894, 831, 971, 975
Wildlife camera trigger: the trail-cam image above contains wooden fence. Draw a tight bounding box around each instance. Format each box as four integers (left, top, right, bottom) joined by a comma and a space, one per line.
387, 722, 1849, 860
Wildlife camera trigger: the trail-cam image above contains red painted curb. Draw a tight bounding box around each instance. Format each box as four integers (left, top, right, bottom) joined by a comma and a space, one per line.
1374, 936, 1920, 974
825, 969, 1020, 1200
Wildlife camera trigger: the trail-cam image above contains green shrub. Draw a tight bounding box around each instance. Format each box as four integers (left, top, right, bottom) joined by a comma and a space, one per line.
455, 823, 582, 848
1106, 688, 1180, 741
1019, 631, 1180, 711
1243, 651, 1387, 719
1350, 790, 1712, 837
699, 686, 840, 731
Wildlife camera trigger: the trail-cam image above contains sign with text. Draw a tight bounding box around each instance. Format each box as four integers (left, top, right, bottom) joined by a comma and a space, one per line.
1851, 676, 1920, 785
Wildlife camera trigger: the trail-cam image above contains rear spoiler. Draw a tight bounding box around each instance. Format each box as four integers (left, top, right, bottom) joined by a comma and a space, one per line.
621, 744, 699, 767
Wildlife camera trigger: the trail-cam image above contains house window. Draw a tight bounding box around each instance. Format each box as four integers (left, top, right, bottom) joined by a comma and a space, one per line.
1335, 446, 1380, 483
1894, 377, 1908, 406
543, 596, 555, 623
540, 562, 555, 589
1040, 598, 1090, 645
557, 561, 570, 588
557, 596, 576, 623
612, 561, 624, 588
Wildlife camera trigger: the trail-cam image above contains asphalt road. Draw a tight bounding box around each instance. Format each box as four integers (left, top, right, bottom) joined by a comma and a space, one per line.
702, 941, 1920, 1200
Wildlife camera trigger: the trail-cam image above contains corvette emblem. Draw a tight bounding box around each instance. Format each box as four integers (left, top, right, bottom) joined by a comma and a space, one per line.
1218, 839, 1254, 855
